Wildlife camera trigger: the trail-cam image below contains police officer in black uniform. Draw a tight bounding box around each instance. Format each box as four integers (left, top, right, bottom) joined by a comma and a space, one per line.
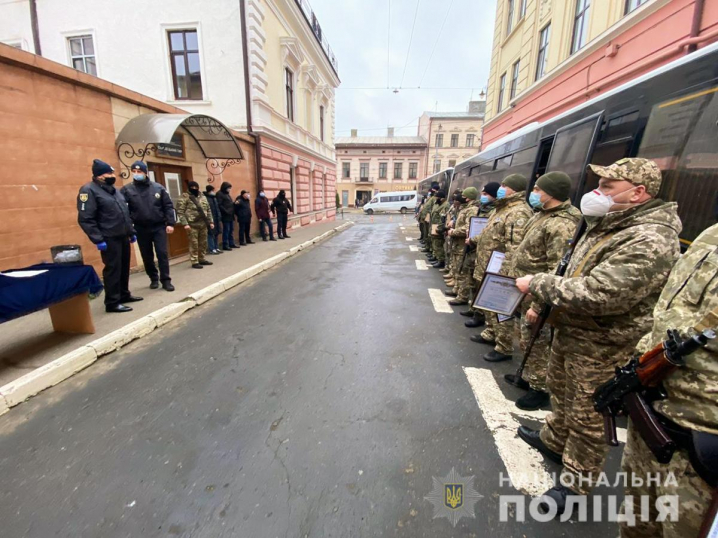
121, 161, 176, 292
77, 159, 143, 313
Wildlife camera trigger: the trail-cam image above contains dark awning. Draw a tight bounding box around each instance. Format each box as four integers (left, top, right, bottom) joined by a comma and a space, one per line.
116, 114, 244, 160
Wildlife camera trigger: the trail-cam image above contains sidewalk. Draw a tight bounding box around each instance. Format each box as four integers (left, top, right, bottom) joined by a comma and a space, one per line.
0, 220, 351, 395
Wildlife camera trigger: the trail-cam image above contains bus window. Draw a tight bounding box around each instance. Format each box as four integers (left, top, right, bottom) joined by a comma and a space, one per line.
546, 112, 604, 202
637, 86, 718, 243
602, 111, 640, 142
494, 155, 512, 170
508, 146, 539, 185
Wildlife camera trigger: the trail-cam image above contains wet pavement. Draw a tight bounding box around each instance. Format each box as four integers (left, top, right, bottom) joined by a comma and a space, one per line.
0, 213, 622, 537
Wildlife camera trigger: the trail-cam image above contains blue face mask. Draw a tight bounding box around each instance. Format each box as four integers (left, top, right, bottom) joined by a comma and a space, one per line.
528, 192, 543, 208
496, 187, 507, 199
133, 173, 147, 182
480, 195, 489, 205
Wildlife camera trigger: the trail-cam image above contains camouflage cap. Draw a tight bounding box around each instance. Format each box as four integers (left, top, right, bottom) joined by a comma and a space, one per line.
462, 187, 478, 200
588, 158, 663, 197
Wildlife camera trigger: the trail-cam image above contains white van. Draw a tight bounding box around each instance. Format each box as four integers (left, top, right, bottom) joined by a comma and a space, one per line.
363, 191, 417, 214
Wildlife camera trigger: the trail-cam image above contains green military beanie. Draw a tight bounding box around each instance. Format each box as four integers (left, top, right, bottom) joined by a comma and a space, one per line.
536, 171, 571, 202
462, 187, 478, 200
502, 174, 527, 192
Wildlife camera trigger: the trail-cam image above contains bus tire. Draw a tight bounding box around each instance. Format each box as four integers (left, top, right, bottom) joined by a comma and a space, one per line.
365, 208, 374, 215
400, 207, 407, 214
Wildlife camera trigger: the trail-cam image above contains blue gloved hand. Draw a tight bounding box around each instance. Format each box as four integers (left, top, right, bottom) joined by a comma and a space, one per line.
96, 241, 108, 251
130, 235, 137, 243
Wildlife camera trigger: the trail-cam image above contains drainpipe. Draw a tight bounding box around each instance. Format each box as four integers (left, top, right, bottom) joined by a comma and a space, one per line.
239, 0, 263, 194
29, 0, 41, 55
688, 0, 706, 54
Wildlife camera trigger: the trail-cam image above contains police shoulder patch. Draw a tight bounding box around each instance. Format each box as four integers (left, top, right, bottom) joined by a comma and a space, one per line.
79, 193, 89, 202
155, 192, 161, 199
516, 218, 526, 227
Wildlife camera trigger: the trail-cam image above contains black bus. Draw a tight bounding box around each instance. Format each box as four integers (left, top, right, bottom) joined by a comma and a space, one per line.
450, 40, 718, 245
417, 168, 454, 201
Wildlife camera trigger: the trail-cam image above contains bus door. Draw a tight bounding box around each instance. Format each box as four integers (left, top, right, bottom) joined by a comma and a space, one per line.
545, 112, 604, 204
528, 137, 554, 192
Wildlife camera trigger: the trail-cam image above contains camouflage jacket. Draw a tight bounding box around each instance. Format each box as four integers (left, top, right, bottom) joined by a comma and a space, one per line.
639, 223, 718, 434
176, 192, 214, 227
529, 199, 682, 345
419, 196, 436, 221
471, 192, 532, 279
511, 201, 581, 312
430, 200, 449, 226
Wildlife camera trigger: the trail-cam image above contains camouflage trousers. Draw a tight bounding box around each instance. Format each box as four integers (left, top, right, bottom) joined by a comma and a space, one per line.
540, 328, 633, 495
620, 421, 712, 538
517, 301, 551, 392
457, 251, 477, 304
431, 235, 445, 261
188, 223, 209, 264
449, 248, 464, 283
481, 313, 515, 355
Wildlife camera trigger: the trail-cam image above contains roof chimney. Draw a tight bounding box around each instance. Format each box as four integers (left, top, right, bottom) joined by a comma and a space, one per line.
387, 127, 394, 137
350, 129, 358, 137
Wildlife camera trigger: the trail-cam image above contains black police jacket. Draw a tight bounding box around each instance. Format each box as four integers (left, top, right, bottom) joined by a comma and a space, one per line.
234, 197, 252, 221
271, 196, 293, 215
205, 192, 222, 225
216, 190, 235, 221
77, 180, 136, 244
121, 180, 176, 228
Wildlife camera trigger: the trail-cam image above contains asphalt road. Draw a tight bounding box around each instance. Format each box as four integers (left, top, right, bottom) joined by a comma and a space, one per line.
0, 214, 622, 537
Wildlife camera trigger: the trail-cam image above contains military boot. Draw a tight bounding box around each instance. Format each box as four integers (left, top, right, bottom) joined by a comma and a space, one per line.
464, 312, 485, 328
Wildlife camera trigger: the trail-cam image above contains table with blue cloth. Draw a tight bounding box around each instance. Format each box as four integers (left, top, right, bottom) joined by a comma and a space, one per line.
0, 263, 104, 334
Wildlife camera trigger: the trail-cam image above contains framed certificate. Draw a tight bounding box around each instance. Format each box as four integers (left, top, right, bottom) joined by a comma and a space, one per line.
498, 314, 513, 322
486, 251, 505, 274
469, 216, 489, 239
473, 273, 526, 316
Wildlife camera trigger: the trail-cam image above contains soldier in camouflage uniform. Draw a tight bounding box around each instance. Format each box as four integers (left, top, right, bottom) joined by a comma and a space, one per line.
620, 222, 718, 538
470, 174, 532, 362
460, 183, 500, 327
444, 191, 466, 289
514, 158, 682, 514
446, 187, 481, 305
507, 172, 581, 410
429, 191, 449, 268
419, 184, 439, 254
176, 180, 215, 269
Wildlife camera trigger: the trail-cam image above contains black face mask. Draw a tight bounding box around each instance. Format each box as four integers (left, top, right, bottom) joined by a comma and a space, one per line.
189, 188, 200, 196
102, 176, 117, 186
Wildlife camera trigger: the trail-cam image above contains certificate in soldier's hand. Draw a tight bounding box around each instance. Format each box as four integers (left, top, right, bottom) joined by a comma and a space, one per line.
469, 216, 489, 239
473, 273, 526, 316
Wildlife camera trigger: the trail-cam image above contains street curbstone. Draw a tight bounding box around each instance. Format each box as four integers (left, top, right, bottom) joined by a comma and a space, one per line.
220, 264, 264, 290
88, 316, 158, 356
148, 302, 195, 328
260, 252, 290, 270
0, 346, 98, 407
287, 245, 302, 255
0, 394, 9, 416
187, 282, 227, 305
299, 240, 315, 250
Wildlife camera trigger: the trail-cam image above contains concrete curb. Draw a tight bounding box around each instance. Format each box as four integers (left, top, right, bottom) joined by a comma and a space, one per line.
0, 221, 354, 414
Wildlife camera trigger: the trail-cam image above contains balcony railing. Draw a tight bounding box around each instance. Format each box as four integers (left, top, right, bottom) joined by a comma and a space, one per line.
295, 0, 339, 74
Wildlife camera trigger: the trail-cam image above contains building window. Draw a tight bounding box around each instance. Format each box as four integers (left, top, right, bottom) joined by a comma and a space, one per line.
342, 162, 350, 178
168, 30, 202, 100
506, 0, 515, 35
379, 162, 387, 178
510, 60, 520, 100
466, 134, 475, 147
519, 0, 527, 19
285, 68, 295, 121
571, 0, 591, 54
450, 134, 459, 148
433, 159, 441, 173
68, 35, 96, 76
625, 0, 648, 14
435, 134, 443, 148
394, 162, 403, 179
448, 160, 457, 168
497, 72, 507, 113
319, 105, 325, 142
360, 162, 369, 180
408, 162, 418, 179
536, 24, 550, 81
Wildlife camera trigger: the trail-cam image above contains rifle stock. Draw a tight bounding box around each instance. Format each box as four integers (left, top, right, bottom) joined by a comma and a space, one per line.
623, 392, 676, 463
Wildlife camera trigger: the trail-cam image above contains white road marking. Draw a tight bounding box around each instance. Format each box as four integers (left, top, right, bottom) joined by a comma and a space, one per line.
400, 226, 406, 230
463, 367, 552, 496
428, 288, 453, 313
463, 367, 628, 496
406, 237, 414, 241
415, 260, 429, 271
409, 245, 420, 252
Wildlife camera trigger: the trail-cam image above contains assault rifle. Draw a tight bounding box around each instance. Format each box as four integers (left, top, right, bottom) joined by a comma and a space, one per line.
504, 218, 587, 388
593, 329, 714, 463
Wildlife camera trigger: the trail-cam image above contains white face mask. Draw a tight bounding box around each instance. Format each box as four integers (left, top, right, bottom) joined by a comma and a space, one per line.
580, 186, 639, 217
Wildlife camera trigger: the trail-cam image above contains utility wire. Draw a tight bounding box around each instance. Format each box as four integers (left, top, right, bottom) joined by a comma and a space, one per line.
399, 0, 422, 89
417, 0, 454, 88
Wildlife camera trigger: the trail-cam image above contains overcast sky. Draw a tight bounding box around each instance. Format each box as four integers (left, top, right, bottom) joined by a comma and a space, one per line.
309, 0, 497, 138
